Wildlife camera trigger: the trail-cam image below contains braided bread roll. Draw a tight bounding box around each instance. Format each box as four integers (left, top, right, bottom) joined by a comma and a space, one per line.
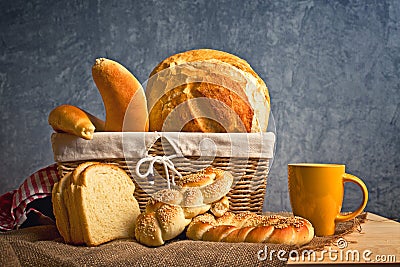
186, 212, 314, 246
135, 167, 234, 247
135, 197, 191, 247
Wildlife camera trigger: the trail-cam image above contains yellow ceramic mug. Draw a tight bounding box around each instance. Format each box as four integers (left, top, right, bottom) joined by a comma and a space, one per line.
288, 163, 368, 236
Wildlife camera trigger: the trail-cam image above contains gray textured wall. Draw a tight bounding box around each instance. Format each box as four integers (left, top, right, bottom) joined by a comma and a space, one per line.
0, 0, 399, 218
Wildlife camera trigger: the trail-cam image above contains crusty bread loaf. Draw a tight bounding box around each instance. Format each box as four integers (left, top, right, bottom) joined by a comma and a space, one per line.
74, 163, 141, 246
135, 167, 234, 247
146, 49, 270, 133
186, 212, 314, 246
92, 58, 149, 132
48, 104, 105, 140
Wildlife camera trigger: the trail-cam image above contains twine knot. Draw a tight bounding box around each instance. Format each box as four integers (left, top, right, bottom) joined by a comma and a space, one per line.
135, 136, 183, 189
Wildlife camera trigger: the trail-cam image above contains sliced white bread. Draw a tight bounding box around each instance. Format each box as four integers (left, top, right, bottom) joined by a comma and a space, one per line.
74, 163, 141, 246
64, 161, 99, 244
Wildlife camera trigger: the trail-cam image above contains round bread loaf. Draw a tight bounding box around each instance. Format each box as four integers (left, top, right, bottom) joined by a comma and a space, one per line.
146, 49, 270, 133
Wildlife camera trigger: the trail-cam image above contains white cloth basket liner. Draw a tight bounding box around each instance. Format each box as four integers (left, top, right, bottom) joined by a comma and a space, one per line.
51, 132, 276, 162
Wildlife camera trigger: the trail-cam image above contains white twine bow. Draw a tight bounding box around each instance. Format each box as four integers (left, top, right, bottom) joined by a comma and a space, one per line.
135, 135, 183, 189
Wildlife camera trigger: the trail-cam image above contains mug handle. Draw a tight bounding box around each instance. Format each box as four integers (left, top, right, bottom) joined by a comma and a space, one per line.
336, 173, 369, 222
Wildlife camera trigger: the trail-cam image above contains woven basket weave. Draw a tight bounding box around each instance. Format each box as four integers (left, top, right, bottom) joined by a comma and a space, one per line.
52, 132, 275, 214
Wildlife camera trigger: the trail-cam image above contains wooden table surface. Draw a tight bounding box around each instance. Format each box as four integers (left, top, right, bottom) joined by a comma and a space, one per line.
287, 213, 399, 265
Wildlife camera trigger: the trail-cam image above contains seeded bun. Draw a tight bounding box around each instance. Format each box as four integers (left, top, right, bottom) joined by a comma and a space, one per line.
134, 167, 234, 247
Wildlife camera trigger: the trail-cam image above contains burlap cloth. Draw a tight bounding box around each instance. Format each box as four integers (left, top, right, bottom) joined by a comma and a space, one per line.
0, 213, 366, 267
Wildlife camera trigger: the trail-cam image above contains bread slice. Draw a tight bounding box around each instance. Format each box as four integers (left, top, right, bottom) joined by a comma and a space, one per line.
73, 163, 140, 246
64, 162, 99, 244
52, 172, 72, 243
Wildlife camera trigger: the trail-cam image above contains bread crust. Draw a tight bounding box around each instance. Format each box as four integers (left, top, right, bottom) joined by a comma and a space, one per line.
52, 162, 100, 244
210, 196, 230, 217
186, 212, 314, 246
92, 58, 148, 132
52, 172, 72, 243
151, 167, 233, 210
135, 211, 164, 246
146, 49, 270, 133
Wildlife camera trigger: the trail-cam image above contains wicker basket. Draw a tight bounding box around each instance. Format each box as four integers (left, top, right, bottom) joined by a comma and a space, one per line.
51, 132, 275, 214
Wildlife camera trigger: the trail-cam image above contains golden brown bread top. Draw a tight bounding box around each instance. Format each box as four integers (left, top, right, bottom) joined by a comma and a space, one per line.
178, 167, 234, 204
150, 49, 270, 105
176, 166, 220, 187
134, 212, 164, 246
151, 167, 233, 207
146, 49, 270, 133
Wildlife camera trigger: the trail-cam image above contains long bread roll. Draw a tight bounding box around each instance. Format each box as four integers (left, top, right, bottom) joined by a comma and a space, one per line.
186, 212, 314, 246
92, 58, 149, 132
48, 104, 105, 140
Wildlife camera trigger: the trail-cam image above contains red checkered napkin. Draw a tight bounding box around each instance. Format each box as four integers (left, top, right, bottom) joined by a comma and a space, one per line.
0, 164, 60, 231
